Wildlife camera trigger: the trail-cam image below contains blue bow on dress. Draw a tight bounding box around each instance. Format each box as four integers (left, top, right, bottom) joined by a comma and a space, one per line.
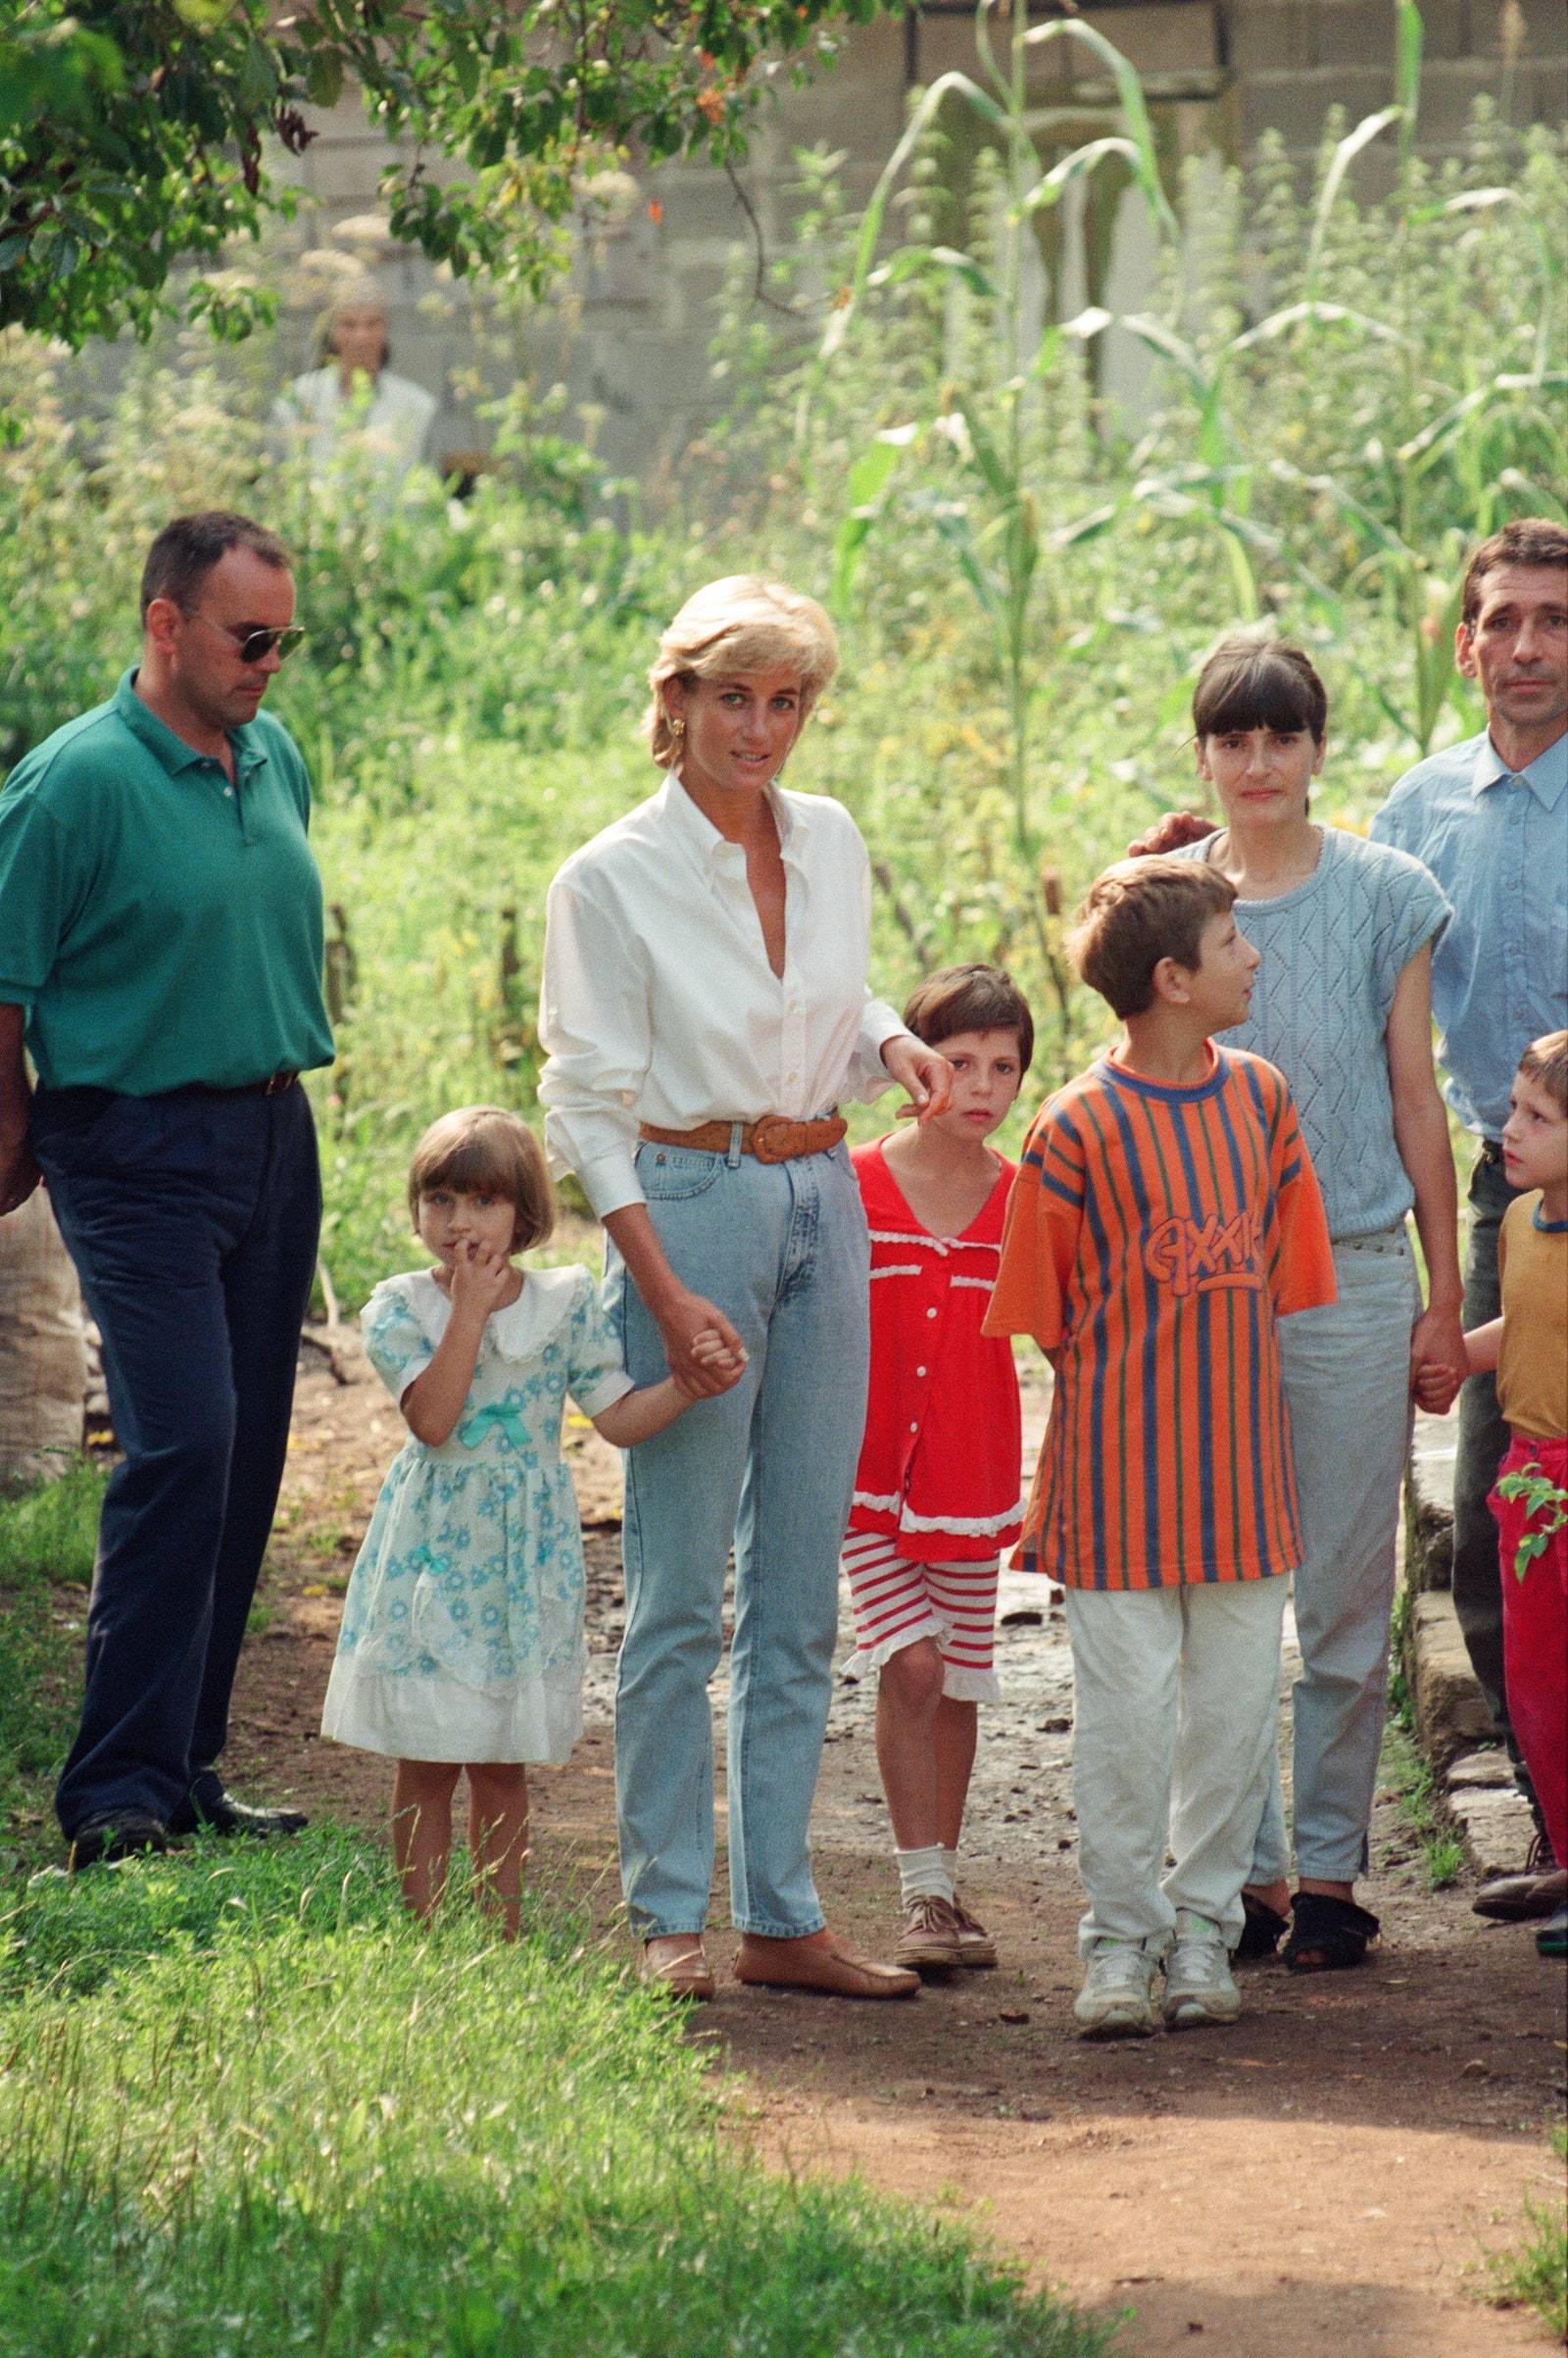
458, 1400, 530, 1451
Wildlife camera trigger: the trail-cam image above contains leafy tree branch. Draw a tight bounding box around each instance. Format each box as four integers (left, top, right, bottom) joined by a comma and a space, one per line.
0, 0, 885, 345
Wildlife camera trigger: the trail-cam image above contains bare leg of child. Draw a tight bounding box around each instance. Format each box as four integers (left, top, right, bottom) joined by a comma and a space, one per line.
934, 1695, 978, 1851
392, 1758, 464, 1923
876, 1638, 947, 1846
876, 1639, 965, 1968
466, 1763, 530, 1940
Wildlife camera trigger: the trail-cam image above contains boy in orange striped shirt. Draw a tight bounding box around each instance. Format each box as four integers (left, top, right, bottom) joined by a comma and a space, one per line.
986, 860, 1336, 2037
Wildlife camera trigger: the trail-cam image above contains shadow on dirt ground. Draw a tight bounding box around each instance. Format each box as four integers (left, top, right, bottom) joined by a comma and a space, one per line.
220, 1343, 1565, 2358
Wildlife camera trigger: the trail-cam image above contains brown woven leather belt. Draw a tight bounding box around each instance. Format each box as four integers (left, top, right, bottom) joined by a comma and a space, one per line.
638, 1112, 847, 1164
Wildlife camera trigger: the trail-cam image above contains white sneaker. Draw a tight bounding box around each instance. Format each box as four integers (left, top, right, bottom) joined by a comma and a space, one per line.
1072, 1938, 1162, 2039
1162, 1911, 1241, 2030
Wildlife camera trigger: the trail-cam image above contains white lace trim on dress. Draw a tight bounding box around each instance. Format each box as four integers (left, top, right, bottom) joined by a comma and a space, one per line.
898, 1498, 1024, 1537
850, 1492, 1024, 1537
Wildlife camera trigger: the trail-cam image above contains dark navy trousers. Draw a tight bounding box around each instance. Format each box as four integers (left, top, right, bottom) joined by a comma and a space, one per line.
32, 1083, 320, 1837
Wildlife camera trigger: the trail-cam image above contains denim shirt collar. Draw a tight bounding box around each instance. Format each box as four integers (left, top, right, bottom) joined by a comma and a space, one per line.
1471, 725, 1568, 811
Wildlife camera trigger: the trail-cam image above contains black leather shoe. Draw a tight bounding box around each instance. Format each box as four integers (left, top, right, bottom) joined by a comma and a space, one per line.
68, 1811, 171, 1869
170, 1770, 308, 1840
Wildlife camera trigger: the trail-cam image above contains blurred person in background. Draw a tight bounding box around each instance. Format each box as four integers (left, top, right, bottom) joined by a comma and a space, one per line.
272, 276, 437, 488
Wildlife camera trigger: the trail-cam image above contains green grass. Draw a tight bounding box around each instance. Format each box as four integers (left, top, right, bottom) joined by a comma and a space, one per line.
0, 1483, 1109, 2358
0, 1835, 1113, 2358
1379, 1721, 1467, 1891
0, 1462, 103, 1854
1487, 2125, 1568, 2341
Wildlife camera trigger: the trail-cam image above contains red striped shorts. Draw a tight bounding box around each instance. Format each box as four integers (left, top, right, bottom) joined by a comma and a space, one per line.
841, 1531, 1001, 1701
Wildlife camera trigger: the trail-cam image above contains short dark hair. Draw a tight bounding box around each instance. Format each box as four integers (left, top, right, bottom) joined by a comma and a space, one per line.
407, 1106, 555, 1253
1461, 518, 1568, 627
901, 963, 1035, 1075
139, 512, 292, 621
1192, 634, 1328, 744
1069, 858, 1238, 1020
1517, 1030, 1568, 1117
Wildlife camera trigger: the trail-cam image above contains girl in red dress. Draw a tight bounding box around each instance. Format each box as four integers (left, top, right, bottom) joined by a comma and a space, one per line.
843, 965, 1033, 1973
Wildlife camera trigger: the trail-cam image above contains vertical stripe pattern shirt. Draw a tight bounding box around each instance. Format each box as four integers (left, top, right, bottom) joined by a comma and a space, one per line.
984, 1047, 1337, 1591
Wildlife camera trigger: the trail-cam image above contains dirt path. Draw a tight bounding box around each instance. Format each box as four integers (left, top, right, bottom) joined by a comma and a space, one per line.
228, 1340, 1567, 2358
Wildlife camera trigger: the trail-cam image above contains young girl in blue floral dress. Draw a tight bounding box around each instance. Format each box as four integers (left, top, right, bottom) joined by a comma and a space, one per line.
321, 1105, 738, 1936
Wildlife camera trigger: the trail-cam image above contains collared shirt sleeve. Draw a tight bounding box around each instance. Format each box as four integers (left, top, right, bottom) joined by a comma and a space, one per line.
846, 995, 910, 1102
538, 868, 654, 1218
0, 783, 72, 1007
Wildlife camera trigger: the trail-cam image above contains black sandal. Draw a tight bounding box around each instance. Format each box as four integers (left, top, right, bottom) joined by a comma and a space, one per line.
1235, 1891, 1290, 1961
1283, 1891, 1380, 1974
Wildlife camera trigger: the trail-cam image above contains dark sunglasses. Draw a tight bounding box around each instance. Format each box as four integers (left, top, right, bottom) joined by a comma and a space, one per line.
194, 614, 307, 664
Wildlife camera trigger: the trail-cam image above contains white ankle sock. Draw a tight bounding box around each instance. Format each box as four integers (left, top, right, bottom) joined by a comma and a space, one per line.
896, 1844, 955, 1905
941, 1843, 959, 1893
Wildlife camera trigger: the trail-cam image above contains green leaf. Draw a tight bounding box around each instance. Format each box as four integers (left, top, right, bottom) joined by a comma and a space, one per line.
1024, 21, 1179, 247
1025, 137, 1143, 216
818, 70, 1006, 360
305, 50, 345, 109
1395, 0, 1425, 133
1304, 107, 1400, 293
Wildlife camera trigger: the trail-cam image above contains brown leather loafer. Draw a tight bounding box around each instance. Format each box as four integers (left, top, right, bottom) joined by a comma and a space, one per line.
733, 1931, 920, 1999
1472, 1865, 1568, 1922
638, 1940, 716, 2002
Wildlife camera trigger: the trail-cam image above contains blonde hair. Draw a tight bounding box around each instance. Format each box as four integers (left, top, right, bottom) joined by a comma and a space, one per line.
1068, 859, 1238, 1020
643, 575, 839, 766
407, 1106, 555, 1253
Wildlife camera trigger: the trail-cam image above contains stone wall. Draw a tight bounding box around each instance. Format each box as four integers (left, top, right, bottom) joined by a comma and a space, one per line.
235, 4, 1568, 480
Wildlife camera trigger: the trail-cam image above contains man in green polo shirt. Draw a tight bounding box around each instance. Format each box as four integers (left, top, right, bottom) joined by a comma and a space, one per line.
0, 511, 334, 1867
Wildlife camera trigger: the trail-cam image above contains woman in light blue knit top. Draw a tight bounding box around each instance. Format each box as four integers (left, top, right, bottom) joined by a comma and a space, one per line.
1173, 636, 1464, 1975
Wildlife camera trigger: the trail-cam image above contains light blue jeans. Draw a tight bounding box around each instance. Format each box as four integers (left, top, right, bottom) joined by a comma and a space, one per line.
1250, 1230, 1421, 1887
607, 1136, 870, 1940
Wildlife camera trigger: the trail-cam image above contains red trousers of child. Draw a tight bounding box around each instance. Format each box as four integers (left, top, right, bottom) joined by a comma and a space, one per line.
1492, 1434, 1568, 1872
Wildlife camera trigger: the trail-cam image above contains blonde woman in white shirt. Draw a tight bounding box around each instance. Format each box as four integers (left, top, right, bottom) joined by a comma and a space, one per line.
541, 577, 952, 2001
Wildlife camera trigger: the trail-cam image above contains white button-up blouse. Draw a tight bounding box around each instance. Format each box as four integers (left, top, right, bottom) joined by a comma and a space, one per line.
539, 775, 908, 1217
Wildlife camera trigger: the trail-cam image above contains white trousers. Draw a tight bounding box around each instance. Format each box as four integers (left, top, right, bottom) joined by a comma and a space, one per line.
1065, 1576, 1290, 1953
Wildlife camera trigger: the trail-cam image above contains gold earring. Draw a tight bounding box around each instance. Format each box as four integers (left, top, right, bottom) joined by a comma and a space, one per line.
670, 714, 686, 742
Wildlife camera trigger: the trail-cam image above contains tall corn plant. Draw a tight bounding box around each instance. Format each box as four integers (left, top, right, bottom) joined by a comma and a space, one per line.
816, 0, 1177, 876
1059, 0, 1565, 754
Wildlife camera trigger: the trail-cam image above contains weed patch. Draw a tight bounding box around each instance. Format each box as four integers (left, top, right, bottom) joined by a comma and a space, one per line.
1487, 2125, 1568, 2341
1381, 1722, 1466, 1890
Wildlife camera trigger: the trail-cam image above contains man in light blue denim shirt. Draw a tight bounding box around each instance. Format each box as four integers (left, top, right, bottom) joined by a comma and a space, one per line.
1372, 518, 1568, 1911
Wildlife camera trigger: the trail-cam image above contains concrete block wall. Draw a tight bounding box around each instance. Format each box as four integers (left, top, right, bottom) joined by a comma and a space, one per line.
249, 1, 1563, 482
